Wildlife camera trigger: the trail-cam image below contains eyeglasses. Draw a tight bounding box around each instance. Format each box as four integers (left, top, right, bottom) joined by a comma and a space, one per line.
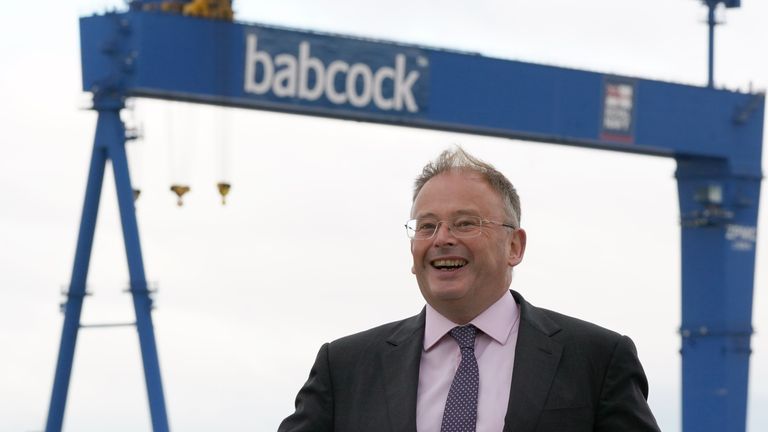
404, 215, 516, 240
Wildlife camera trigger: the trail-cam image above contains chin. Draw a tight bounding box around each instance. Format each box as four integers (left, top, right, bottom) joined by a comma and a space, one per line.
427, 284, 470, 301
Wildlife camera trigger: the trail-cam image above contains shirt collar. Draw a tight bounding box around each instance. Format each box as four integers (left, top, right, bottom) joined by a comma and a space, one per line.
424, 290, 519, 350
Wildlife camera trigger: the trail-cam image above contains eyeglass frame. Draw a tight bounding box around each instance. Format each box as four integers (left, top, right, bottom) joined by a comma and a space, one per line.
404, 215, 517, 240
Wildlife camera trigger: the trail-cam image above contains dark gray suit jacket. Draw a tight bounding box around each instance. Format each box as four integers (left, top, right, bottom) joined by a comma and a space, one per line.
279, 291, 660, 431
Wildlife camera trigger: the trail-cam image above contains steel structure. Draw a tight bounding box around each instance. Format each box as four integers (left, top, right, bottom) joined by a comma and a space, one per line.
703, 0, 741, 87
47, 3, 763, 431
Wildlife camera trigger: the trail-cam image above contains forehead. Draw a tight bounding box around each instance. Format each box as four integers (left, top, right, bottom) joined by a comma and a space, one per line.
411, 170, 504, 217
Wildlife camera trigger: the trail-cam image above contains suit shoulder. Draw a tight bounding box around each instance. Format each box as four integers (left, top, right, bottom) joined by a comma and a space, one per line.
534, 307, 625, 350
327, 313, 423, 354
515, 291, 623, 346
528, 306, 643, 382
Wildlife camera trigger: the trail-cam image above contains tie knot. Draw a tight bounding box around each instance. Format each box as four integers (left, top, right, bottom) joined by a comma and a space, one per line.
449, 325, 477, 349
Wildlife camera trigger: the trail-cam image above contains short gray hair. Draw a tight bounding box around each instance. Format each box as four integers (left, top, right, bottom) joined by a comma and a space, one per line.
412, 147, 521, 228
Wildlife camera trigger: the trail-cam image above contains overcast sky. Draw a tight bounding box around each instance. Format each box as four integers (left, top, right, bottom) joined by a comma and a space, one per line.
1, 1, 767, 431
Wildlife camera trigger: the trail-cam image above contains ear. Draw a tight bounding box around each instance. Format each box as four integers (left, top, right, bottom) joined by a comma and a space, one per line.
508, 228, 527, 267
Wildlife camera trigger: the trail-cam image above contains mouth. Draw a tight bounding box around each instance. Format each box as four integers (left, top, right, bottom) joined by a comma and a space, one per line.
430, 258, 468, 271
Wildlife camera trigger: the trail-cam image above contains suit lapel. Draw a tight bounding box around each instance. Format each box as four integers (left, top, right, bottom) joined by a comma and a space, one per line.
504, 291, 563, 432
381, 310, 425, 432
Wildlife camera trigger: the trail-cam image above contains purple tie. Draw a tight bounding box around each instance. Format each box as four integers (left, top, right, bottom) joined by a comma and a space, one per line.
441, 325, 479, 432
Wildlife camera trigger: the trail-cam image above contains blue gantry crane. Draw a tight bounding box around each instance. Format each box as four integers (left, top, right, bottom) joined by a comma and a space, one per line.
47, 1, 763, 431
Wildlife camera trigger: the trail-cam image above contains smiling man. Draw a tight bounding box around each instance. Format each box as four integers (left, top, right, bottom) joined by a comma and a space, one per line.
279, 147, 660, 432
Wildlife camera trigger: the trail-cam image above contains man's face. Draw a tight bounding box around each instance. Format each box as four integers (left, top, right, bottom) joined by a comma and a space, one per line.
410, 170, 526, 322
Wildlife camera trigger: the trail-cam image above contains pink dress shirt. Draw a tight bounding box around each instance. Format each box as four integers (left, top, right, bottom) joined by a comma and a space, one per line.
416, 291, 521, 432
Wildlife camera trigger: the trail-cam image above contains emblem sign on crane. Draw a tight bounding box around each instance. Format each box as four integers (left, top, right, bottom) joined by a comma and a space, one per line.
47, 1, 763, 431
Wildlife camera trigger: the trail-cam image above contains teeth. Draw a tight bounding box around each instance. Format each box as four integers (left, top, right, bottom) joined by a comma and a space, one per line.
432, 259, 467, 268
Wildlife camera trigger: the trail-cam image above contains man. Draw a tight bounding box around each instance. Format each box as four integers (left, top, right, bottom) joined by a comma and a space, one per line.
279, 148, 660, 432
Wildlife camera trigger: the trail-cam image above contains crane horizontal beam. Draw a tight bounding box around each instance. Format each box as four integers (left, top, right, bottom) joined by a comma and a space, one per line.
80, 11, 764, 176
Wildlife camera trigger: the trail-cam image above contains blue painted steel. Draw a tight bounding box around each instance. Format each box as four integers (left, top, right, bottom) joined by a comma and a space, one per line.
700, 0, 741, 9
81, 13, 430, 119
676, 159, 760, 432
46, 112, 109, 432
707, 3, 716, 88
79, 11, 764, 177
46, 102, 169, 430
67, 9, 765, 432
107, 111, 170, 432
701, 1, 742, 87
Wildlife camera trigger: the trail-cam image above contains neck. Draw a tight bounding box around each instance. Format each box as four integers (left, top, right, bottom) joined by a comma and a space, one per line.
436, 289, 508, 325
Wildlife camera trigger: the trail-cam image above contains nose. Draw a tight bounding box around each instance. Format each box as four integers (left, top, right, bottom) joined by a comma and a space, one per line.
432, 221, 456, 246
